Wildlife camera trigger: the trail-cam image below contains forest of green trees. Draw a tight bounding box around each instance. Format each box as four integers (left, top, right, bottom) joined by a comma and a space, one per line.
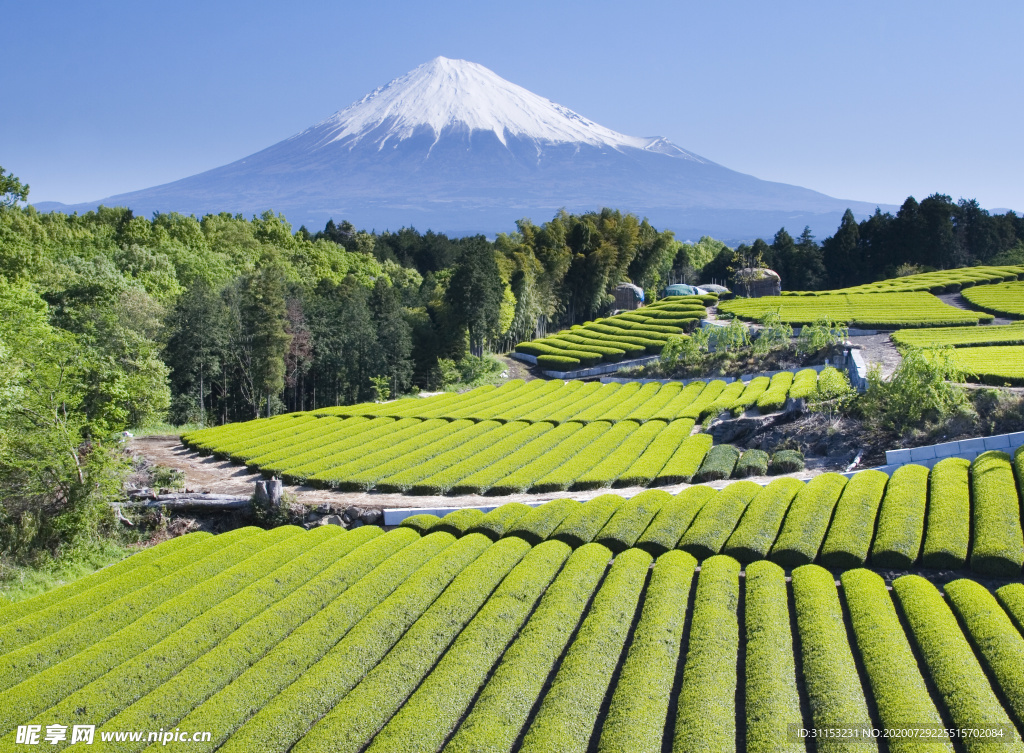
2, 158, 1023, 558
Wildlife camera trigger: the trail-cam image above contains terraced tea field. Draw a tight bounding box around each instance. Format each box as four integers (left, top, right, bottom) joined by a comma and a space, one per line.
182, 374, 819, 494
803, 263, 1024, 295
942, 345, 1024, 385
962, 279, 1024, 318
513, 295, 712, 370
720, 291, 993, 328
892, 322, 1024, 349
6, 460, 1024, 752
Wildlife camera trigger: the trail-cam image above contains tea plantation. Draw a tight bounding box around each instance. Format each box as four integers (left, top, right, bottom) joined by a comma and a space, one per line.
182, 374, 820, 494
719, 291, 993, 328
4, 444, 1024, 751
513, 294, 713, 369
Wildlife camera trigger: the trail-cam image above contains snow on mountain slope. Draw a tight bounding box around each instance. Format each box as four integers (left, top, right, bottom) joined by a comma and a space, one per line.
305, 57, 702, 159
38, 57, 890, 239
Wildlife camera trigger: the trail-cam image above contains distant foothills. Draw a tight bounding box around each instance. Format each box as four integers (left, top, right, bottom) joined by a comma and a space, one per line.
34, 57, 902, 242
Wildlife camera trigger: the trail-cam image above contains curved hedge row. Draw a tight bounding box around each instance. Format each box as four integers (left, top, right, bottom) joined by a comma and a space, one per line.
841, 569, 952, 752
184, 375, 823, 496
770, 473, 849, 568
386, 445, 1024, 578
744, 560, 805, 753
961, 279, 1024, 318
674, 555, 741, 753
8, 524, 1024, 752
893, 575, 1024, 752
818, 469, 888, 569
921, 457, 971, 569
792, 565, 877, 753
598, 550, 697, 753
512, 298, 710, 368
870, 463, 929, 569
445, 543, 612, 753
519, 547, 652, 753
969, 450, 1024, 576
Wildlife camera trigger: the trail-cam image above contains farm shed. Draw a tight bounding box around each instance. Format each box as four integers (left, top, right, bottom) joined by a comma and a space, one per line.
613, 283, 645, 310
733, 267, 781, 298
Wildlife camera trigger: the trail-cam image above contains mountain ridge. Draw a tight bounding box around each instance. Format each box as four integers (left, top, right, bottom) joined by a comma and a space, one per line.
33, 57, 891, 241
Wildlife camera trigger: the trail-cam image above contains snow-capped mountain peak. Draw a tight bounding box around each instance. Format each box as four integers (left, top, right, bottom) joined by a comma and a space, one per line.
309, 56, 693, 156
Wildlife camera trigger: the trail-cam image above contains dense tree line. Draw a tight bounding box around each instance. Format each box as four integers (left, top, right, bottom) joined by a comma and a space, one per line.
701, 195, 1024, 291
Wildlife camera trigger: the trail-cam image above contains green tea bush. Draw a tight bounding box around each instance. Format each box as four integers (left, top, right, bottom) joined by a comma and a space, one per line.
673, 555, 741, 753
366, 543, 572, 753
893, 575, 1023, 749
504, 497, 578, 545
945, 579, 1024, 729
593, 489, 670, 553
635, 486, 717, 556
98, 528, 426, 750
0, 527, 304, 729
307, 538, 546, 753
431, 508, 485, 536
531, 421, 638, 492
399, 514, 441, 534
616, 419, 695, 487
921, 457, 971, 570
653, 433, 713, 485
723, 478, 804, 563
451, 422, 578, 495
733, 449, 770, 478
467, 502, 532, 540
537, 354, 582, 370
598, 550, 697, 753
519, 548, 651, 753
693, 443, 741, 482
729, 376, 770, 415
870, 464, 929, 569
573, 422, 659, 491
486, 422, 608, 495
787, 368, 819, 400
549, 494, 624, 548
818, 469, 888, 569
678, 482, 760, 561
30, 527, 374, 738
214, 534, 493, 752
755, 371, 795, 412
744, 560, 805, 753
769, 449, 805, 474
770, 473, 848, 568
166, 532, 463, 752
969, 451, 1024, 577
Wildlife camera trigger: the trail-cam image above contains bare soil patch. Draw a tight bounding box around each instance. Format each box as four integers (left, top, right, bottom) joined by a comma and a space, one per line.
498, 353, 544, 381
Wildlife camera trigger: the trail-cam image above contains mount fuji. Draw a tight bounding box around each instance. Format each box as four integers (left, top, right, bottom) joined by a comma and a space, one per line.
37, 57, 886, 240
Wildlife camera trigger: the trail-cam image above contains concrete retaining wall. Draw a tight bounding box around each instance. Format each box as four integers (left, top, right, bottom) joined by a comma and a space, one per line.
882, 431, 1024, 469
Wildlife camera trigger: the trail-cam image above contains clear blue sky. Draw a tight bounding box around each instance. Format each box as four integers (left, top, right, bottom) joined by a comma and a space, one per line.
5, 0, 1022, 214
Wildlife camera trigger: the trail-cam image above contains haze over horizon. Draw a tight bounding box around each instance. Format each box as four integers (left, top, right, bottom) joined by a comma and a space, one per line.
5, 0, 1023, 220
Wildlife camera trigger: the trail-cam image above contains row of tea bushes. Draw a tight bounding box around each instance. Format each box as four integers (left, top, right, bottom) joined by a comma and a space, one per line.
403, 446, 1024, 577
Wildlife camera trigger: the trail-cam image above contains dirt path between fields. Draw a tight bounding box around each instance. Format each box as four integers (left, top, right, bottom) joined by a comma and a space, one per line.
848, 333, 902, 379
936, 292, 1017, 325
129, 435, 819, 511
